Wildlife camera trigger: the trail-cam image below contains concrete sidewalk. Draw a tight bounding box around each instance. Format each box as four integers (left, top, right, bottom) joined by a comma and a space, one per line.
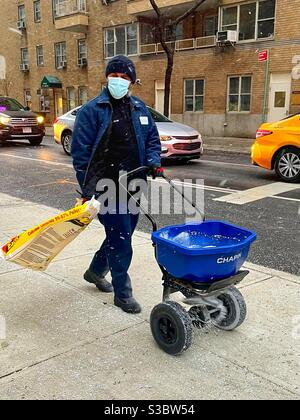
46, 126, 253, 155
0, 192, 299, 400
203, 137, 254, 155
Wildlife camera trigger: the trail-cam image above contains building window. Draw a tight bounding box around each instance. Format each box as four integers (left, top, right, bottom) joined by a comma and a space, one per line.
221, 0, 276, 41
221, 6, 238, 31
40, 95, 50, 112
104, 23, 138, 59
36, 45, 44, 66
184, 79, 204, 112
228, 76, 252, 112
204, 16, 218, 37
34, 0, 41, 22
78, 87, 88, 105
257, 0, 276, 38
55, 42, 67, 69
67, 87, 76, 111
21, 48, 29, 66
165, 23, 183, 41
78, 39, 87, 63
18, 5, 26, 22
53, 0, 87, 17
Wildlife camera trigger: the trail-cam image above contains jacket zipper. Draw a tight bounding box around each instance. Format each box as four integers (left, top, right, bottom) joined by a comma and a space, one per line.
82, 102, 113, 193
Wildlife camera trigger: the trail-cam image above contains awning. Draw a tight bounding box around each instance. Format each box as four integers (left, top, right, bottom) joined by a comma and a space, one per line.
41, 76, 62, 89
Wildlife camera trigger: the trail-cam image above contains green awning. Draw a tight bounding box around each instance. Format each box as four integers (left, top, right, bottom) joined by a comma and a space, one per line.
41, 76, 62, 89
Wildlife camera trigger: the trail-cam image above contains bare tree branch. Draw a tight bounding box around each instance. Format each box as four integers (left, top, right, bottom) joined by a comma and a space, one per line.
174, 0, 208, 26
148, 0, 209, 117
149, 0, 162, 18
149, 0, 172, 54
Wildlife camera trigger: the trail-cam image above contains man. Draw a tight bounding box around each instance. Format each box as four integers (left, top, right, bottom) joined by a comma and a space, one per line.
71, 55, 162, 314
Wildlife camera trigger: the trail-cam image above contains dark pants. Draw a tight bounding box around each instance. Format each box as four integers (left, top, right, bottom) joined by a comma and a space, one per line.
89, 211, 140, 299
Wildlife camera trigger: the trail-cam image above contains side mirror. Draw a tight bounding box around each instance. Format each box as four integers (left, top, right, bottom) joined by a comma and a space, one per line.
24, 106, 30, 111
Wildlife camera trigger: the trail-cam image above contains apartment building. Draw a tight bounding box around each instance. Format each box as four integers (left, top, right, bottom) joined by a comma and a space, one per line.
0, 0, 299, 137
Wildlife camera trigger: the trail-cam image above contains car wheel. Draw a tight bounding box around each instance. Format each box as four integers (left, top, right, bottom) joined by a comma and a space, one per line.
29, 137, 43, 146
61, 131, 72, 156
274, 147, 300, 183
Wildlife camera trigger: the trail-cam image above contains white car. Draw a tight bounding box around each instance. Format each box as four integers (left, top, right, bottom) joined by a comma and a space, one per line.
54, 106, 203, 162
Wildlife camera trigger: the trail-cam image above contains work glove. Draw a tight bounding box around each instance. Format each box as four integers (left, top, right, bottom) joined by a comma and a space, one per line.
148, 165, 164, 179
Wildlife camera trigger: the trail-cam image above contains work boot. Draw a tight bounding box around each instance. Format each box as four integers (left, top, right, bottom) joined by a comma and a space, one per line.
84, 269, 113, 293
114, 296, 142, 314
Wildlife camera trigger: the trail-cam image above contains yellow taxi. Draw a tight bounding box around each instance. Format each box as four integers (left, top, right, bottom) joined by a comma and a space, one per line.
252, 114, 300, 182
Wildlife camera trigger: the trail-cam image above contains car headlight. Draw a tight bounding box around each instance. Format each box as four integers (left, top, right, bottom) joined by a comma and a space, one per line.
37, 116, 44, 124
0, 116, 10, 125
160, 135, 173, 142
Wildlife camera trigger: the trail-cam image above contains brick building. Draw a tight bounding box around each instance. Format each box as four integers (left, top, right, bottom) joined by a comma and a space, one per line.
0, 0, 299, 137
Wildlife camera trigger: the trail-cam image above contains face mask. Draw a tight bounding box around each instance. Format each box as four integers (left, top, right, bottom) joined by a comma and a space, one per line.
108, 77, 131, 100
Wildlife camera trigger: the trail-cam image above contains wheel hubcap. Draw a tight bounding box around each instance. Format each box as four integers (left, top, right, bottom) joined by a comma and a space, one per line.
158, 317, 177, 344
279, 153, 300, 178
63, 135, 72, 153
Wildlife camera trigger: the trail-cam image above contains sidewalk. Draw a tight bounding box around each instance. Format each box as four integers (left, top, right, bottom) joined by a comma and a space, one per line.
46, 126, 253, 155
203, 137, 254, 154
0, 193, 299, 400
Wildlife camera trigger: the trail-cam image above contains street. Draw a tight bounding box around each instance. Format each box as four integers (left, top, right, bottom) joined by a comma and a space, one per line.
0, 137, 299, 400
0, 136, 299, 275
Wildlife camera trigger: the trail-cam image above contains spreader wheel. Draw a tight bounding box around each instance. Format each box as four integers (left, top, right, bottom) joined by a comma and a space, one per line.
212, 286, 247, 331
150, 301, 193, 355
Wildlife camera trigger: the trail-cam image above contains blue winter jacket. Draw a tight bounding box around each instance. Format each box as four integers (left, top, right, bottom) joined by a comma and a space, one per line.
71, 88, 161, 198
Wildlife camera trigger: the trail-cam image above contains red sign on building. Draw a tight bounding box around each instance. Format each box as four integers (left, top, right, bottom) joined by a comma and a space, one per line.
258, 50, 269, 62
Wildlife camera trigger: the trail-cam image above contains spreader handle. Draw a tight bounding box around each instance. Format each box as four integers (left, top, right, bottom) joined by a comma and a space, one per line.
161, 173, 205, 221
119, 166, 205, 233
119, 166, 158, 231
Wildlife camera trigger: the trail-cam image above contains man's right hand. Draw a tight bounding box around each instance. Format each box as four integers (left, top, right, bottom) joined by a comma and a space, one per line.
148, 166, 164, 179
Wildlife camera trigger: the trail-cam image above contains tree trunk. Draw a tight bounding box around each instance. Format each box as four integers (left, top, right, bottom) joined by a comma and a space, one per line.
164, 50, 174, 118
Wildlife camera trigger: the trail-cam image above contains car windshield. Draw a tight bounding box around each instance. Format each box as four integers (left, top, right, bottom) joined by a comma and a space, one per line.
280, 113, 300, 121
0, 98, 25, 112
147, 107, 172, 123
71, 107, 81, 116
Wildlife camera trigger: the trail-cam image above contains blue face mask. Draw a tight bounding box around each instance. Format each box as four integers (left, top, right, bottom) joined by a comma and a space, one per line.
108, 77, 131, 100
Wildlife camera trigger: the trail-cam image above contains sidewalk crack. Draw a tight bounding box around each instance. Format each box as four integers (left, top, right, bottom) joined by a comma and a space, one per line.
0, 321, 145, 383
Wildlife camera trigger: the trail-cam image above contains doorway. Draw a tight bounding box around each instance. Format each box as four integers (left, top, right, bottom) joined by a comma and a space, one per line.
54, 90, 63, 117
155, 80, 171, 115
268, 73, 291, 122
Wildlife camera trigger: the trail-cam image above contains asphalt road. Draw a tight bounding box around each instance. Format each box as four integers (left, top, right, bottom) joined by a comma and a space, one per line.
0, 136, 299, 275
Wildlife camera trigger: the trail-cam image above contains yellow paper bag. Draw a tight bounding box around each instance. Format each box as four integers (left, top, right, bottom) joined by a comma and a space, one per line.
1, 197, 100, 271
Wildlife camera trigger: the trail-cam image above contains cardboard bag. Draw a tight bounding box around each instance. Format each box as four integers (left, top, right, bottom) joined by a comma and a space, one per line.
1, 198, 100, 271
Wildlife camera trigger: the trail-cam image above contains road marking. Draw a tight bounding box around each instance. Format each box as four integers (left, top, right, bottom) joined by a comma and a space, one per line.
0, 152, 238, 195
273, 195, 300, 203
1, 152, 299, 203
201, 159, 254, 168
0, 153, 73, 168
152, 178, 237, 194
28, 180, 77, 188
215, 182, 300, 204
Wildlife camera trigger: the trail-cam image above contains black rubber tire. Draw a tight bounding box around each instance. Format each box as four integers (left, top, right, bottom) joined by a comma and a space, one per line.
61, 131, 73, 156
213, 286, 247, 331
29, 137, 43, 146
274, 147, 300, 183
150, 301, 193, 355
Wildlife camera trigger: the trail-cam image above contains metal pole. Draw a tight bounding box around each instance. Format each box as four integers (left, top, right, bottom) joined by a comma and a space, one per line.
262, 51, 270, 123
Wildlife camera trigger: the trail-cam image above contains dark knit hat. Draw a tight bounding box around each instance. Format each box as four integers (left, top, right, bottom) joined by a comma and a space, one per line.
105, 55, 137, 83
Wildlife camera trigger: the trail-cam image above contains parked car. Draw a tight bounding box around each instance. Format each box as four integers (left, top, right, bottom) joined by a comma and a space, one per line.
0, 96, 45, 145
54, 106, 203, 162
252, 114, 300, 183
